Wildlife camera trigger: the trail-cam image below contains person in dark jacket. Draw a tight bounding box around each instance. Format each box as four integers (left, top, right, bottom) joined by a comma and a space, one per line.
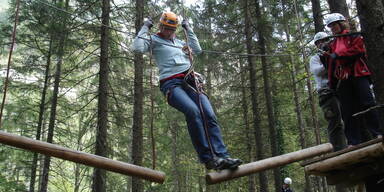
324, 13, 382, 146
282, 177, 294, 192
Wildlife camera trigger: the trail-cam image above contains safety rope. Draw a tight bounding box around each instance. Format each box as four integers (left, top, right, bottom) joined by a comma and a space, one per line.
148, 33, 157, 170
352, 104, 384, 117
0, 0, 21, 129
31, 0, 295, 58
137, 36, 293, 57
181, 3, 217, 159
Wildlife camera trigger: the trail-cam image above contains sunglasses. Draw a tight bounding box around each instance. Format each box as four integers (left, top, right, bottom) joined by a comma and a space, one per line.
162, 19, 178, 25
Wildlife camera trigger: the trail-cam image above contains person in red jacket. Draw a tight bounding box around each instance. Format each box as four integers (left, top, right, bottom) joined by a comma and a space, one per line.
326, 13, 382, 146
324, 13, 382, 146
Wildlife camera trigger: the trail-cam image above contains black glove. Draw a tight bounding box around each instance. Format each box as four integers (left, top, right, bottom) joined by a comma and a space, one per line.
143, 18, 153, 29
319, 43, 330, 52
181, 19, 189, 30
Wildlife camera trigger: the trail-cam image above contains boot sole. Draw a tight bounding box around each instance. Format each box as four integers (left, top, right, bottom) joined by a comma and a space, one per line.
227, 161, 242, 169
218, 161, 242, 170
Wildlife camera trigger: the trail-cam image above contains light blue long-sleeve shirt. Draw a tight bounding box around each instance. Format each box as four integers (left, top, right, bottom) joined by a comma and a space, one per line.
131, 26, 202, 80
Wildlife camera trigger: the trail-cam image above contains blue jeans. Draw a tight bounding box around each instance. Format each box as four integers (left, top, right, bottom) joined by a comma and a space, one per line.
160, 78, 229, 163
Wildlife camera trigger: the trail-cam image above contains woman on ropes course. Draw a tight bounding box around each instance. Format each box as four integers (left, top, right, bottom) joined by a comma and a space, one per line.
324, 13, 382, 146
131, 11, 242, 170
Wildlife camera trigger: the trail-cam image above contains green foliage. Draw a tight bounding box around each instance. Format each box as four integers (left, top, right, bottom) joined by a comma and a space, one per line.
0, 0, 344, 191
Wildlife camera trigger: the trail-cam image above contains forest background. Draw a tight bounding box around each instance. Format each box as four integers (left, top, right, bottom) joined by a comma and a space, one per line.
0, 0, 384, 191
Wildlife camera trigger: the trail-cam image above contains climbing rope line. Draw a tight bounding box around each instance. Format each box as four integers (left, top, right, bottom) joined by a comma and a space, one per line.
31, 0, 296, 58
0, 0, 21, 129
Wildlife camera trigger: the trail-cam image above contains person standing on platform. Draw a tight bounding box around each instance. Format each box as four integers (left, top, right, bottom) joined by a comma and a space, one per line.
309, 31, 347, 151
324, 13, 382, 146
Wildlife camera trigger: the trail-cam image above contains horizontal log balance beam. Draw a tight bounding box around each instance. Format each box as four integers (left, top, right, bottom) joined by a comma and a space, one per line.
206, 143, 333, 184
0, 130, 165, 183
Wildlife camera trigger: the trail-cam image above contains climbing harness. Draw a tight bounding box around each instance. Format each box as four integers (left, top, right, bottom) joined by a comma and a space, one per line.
334, 65, 349, 80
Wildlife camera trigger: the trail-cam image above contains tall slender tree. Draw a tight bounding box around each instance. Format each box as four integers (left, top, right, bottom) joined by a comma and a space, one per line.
40, 1, 69, 191
327, 0, 356, 30
29, 37, 52, 192
92, 0, 110, 191
244, 0, 269, 190
280, 4, 310, 192
239, 58, 256, 192
327, 0, 349, 15
253, 0, 282, 190
131, 0, 145, 191
310, 0, 324, 32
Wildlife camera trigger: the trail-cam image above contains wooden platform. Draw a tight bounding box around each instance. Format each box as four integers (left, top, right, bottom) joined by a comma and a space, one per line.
303, 137, 384, 186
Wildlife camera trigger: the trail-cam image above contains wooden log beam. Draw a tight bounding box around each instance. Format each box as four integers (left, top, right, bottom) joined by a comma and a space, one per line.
305, 141, 384, 175
301, 137, 383, 167
0, 130, 165, 183
206, 143, 333, 184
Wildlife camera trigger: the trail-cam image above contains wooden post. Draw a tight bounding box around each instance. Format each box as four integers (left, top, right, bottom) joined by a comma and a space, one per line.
305, 142, 384, 175
0, 131, 165, 183
206, 143, 333, 184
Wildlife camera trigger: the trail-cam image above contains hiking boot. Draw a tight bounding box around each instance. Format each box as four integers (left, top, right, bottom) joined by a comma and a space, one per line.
222, 157, 243, 169
205, 157, 226, 170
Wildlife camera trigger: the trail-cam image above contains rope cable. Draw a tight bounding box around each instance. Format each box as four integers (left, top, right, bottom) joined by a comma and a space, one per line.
31, 0, 296, 58
181, 3, 217, 159
0, 0, 21, 129
148, 32, 157, 170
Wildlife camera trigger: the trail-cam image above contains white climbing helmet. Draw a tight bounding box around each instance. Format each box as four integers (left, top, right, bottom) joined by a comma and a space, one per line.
284, 177, 292, 185
313, 32, 329, 44
325, 13, 346, 27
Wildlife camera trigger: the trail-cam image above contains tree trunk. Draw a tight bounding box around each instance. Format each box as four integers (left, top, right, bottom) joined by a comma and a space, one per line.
281, 0, 315, 191
289, 56, 307, 152
244, 0, 269, 191
131, 0, 145, 192
170, 118, 182, 192
253, 0, 282, 190
239, 58, 256, 192
327, 0, 349, 15
311, 0, 324, 32
75, 111, 88, 192
39, 1, 69, 191
356, 0, 384, 104
282, 13, 309, 190
37, 118, 48, 192
29, 37, 52, 192
327, 0, 356, 30
204, 0, 214, 99
290, 58, 315, 192
92, 0, 110, 191
39, 23, 62, 192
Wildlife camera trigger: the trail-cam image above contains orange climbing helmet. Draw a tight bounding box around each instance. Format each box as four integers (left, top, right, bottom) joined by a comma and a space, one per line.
159, 12, 179, 28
